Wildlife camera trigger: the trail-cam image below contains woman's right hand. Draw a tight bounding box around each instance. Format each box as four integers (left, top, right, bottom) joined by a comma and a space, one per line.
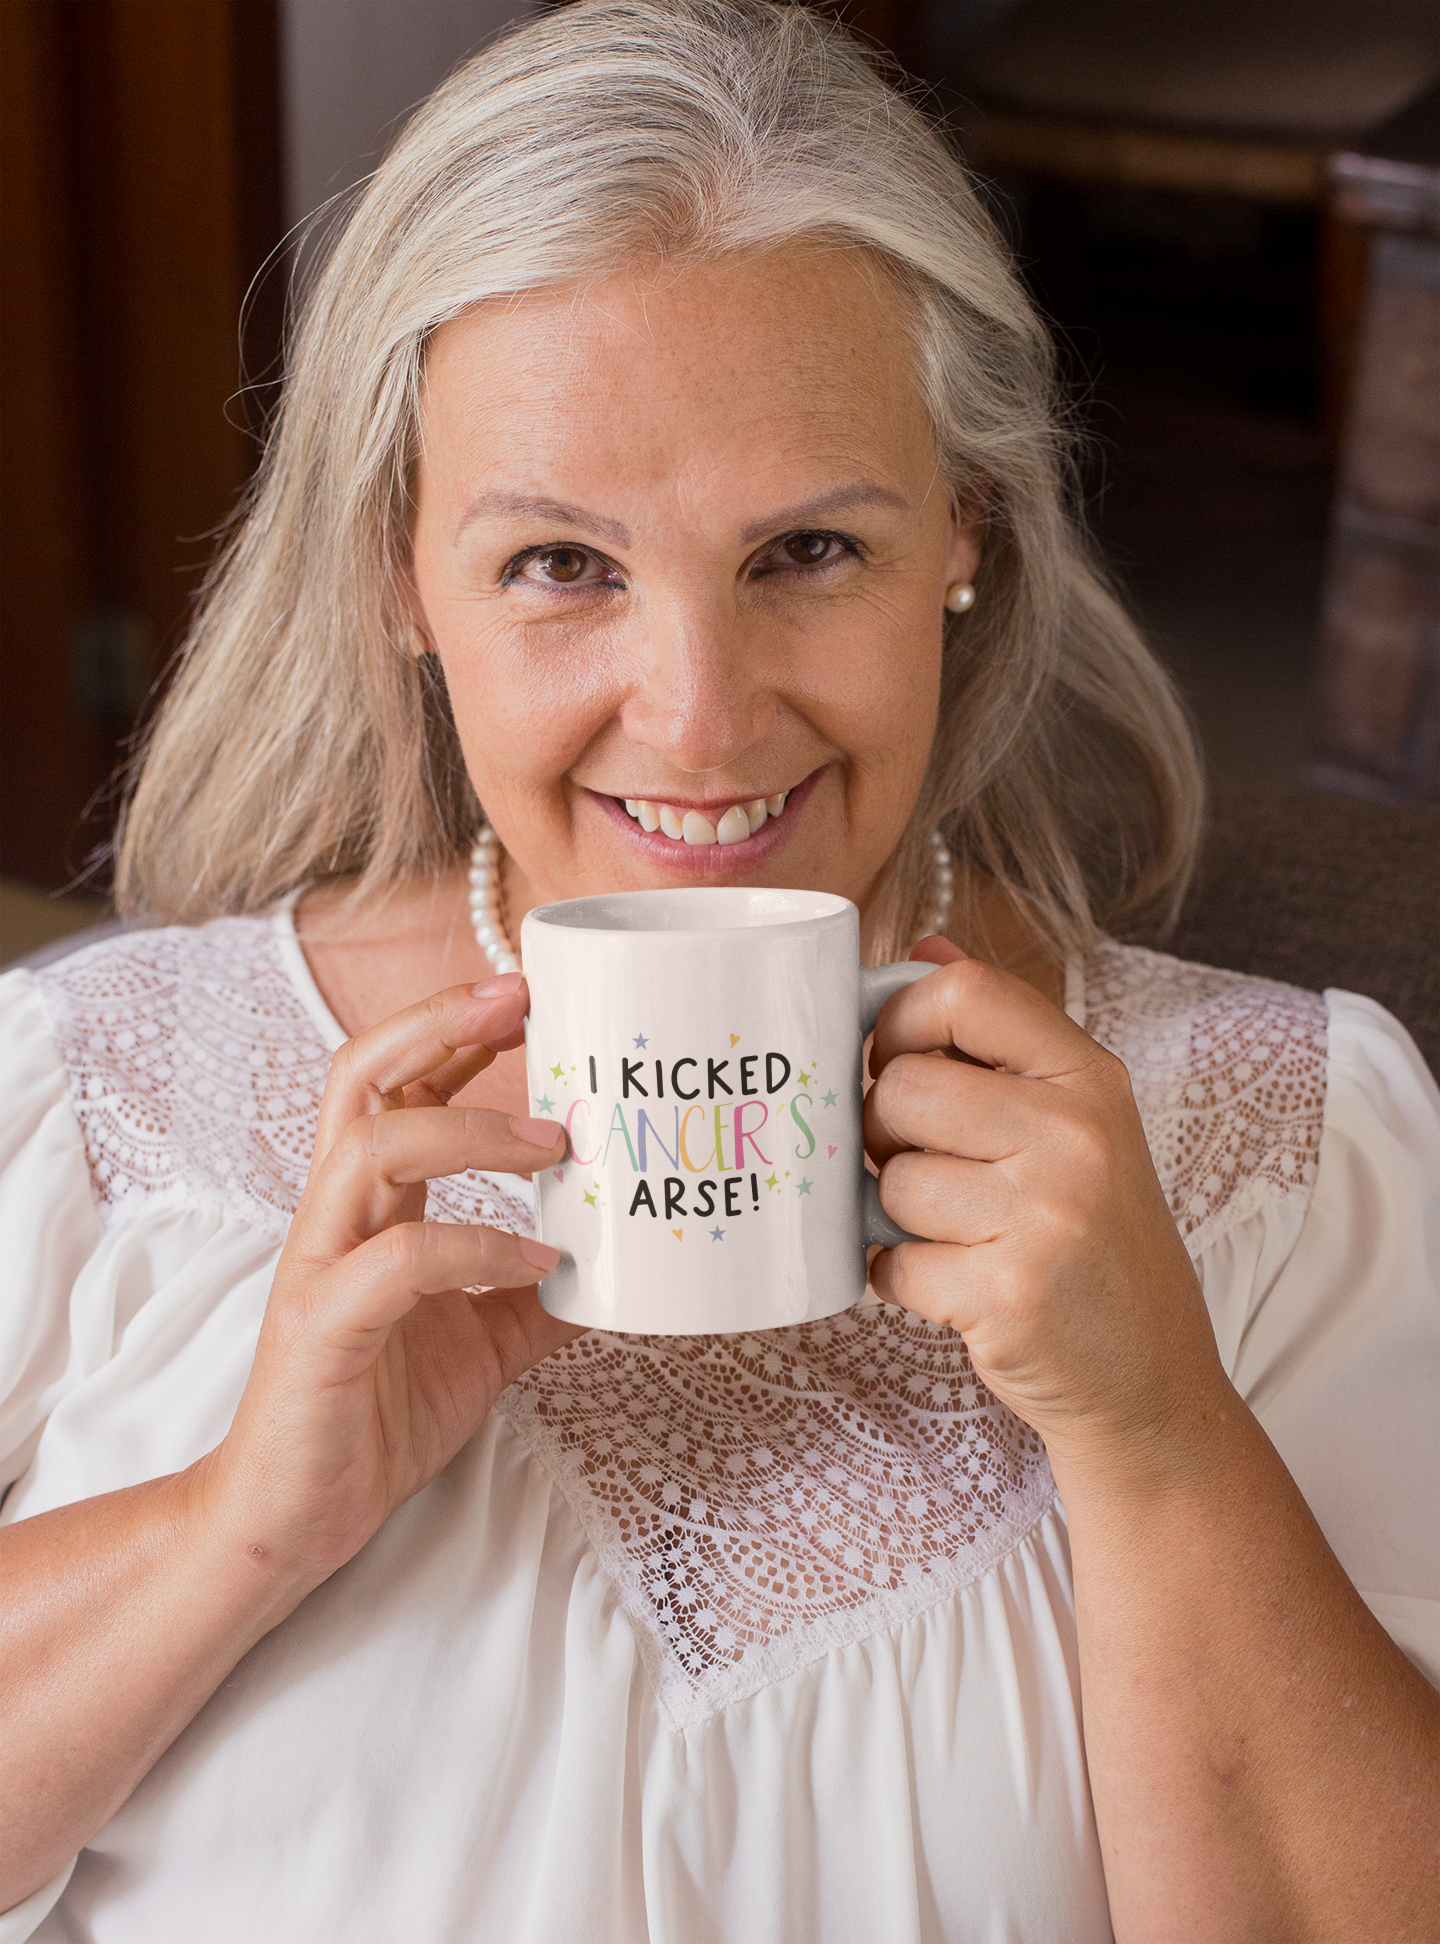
199, 972, 576, 1587
1, 974, 574, 1908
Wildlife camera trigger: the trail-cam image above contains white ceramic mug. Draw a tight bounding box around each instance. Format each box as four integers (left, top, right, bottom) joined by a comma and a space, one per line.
520, 887, 936, 1334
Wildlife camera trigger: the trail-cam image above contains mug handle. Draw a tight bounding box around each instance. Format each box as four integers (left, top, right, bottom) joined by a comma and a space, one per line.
859, 958, 940, 1250
859, 957, 937, 1037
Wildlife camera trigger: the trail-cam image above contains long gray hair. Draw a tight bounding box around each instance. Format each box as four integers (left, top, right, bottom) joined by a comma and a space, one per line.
116, 0, 1202, 962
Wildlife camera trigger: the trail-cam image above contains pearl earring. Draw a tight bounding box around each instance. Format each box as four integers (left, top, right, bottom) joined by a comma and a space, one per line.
944, 582, 976, 613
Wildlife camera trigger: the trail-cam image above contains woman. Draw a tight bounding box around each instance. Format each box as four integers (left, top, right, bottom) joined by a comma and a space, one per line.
2, 3, 1435, 1938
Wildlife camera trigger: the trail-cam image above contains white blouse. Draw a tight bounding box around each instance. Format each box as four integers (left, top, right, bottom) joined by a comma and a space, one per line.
2, 915, 1436, 1944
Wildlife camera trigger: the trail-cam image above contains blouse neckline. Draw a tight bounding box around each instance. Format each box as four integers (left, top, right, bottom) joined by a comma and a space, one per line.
271, 893, 348, 1054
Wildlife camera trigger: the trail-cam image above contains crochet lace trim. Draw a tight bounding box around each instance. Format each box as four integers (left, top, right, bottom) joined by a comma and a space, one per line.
34, 918, 533, 1239
496, 1311, 1053, 1725
1083, 941, 1325, 1258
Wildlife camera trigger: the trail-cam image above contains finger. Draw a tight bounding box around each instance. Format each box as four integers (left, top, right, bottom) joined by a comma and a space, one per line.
868, 1238, 983, 1337
307, 1221, 562, 1348
402, 1037, 514, 1109
906, 935, 988, 1062
315, 977, 528, 1159
297, 1107, 564, 1256
865, 1051, 1058, 1164
873, 1148, 1015, 1245
467, 1281, 587, 1378
869, 955, 1102, 1084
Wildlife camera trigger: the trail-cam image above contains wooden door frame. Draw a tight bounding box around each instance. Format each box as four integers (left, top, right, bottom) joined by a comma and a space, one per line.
0, 0, 283, 889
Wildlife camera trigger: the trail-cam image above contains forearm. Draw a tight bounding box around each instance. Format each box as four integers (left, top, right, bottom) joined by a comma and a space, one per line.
0, 1457, 323, 1911
1053, 1379, 1439, 1944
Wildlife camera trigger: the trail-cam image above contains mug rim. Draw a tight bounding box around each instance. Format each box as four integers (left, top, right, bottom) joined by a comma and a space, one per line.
522, 885, 855, 938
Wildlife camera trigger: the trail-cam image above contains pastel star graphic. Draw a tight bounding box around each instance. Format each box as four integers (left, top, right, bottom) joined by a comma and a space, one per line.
549, 1061, 565, 1080
632, 1031, 649, 1049
535, 1093, 556, 1115
784, 1169, 790, 1179
709, 1225, 726, 1241
796, 1068, 811, 1086
765, 1172, 779, 1192
822, 1089, 839, 1107
582, 1187, 599, 1208
796, 1176, 813, 1196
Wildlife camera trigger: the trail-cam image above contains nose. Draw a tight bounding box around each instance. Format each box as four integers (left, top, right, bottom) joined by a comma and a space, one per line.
617, 587, 779, 777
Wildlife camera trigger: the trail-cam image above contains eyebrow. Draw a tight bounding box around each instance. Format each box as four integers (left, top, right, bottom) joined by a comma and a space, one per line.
453, 480, 911, 552
738, 483, 910, 544
454, 492, 632, 549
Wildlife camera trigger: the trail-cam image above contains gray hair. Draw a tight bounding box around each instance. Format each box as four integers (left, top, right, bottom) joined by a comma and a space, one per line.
116, 0, 1203, 962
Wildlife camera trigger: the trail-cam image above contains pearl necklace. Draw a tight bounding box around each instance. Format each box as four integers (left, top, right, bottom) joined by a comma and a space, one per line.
467, 824, 954, 974
467, 824, 520, 974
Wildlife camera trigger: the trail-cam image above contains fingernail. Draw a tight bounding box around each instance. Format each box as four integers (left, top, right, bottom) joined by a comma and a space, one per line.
518, 1237, 562, 1272
474, 973, 525, 998
511, 1115, 561, 1149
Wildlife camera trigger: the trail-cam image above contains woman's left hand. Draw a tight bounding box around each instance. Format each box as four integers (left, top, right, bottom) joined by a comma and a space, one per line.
868, 939, 1440, 1944
865, 938, 1224, 1467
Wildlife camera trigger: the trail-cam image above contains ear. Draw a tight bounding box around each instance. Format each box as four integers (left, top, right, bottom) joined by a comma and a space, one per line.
396, 569, 436, 660
943, 497, 984, 590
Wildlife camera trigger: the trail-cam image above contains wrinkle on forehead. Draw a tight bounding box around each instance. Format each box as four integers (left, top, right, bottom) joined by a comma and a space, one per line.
418, 243, 938, 534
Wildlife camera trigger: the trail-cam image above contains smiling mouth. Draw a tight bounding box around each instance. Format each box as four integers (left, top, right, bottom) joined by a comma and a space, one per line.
616, 790, 791, 847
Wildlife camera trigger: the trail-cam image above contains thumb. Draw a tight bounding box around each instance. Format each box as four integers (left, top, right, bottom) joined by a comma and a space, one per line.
910, 933, 967, 967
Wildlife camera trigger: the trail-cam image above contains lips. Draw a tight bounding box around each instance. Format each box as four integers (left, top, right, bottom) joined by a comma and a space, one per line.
620, 791, 789, 846
587, 772, 817, 872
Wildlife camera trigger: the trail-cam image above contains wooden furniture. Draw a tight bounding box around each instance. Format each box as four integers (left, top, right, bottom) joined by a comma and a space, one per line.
950, 0, 1438, 203
943, 0, 1440, 802
1310, 153, 1440, 800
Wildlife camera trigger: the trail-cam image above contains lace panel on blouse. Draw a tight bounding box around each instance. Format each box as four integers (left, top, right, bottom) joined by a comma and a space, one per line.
1083, 941, 1326, 1256
33, 920, 533, 1239
498, 1313, 1052, 1726
35, 922, 1326, 1725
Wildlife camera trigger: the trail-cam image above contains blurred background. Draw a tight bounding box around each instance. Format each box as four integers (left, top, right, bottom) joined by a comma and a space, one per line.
3, 0, 1438, 963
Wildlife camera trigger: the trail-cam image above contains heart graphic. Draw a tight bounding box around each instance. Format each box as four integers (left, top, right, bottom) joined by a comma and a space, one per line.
730, 1033, 740, 1047
671, 1227, 683, 1241
553, 1168, 565, 1183
827, 1145, 838, 1159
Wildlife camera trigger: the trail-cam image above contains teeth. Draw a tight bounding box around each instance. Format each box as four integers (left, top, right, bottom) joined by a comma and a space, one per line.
620, 790, 790, 844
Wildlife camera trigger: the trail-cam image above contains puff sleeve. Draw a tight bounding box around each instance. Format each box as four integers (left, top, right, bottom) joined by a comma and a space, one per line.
1195, 992, 1440, 1687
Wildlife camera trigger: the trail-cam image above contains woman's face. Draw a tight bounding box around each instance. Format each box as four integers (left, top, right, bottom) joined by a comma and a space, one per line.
410, 245, 979, 919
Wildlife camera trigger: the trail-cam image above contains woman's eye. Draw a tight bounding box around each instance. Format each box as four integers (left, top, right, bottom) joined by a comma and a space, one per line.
782, 532, 836, 566
759, 530, 856, 575
511, 545, 611, 586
